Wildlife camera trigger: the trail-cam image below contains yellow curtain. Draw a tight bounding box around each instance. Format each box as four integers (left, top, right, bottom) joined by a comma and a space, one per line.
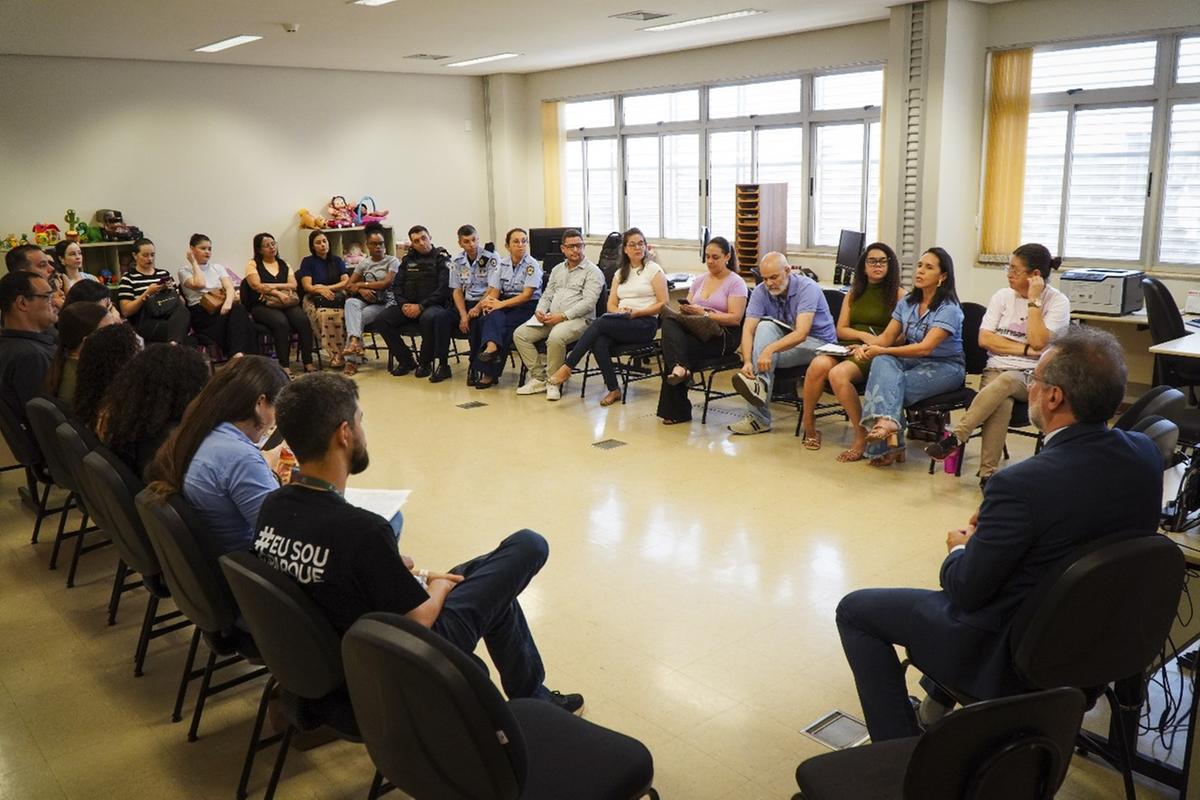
541, 101, 564, 227
980, 48, 1033, 255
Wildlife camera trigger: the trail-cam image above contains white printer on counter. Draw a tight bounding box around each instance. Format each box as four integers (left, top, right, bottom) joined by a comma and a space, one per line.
1059, 268, 1145, 316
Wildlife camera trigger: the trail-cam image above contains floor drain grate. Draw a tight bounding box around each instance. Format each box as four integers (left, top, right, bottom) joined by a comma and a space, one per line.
456, 401, 488, 409
592, 439, 627, 450
801, 710, 870, 750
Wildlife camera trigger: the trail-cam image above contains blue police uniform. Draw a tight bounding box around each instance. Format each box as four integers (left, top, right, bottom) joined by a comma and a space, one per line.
474, 255, 542, 384
451, 248, 498, 380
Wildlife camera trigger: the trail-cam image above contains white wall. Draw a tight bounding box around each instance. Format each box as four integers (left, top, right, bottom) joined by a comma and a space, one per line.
0, 55, 489, 269
987, 0, 1199, 49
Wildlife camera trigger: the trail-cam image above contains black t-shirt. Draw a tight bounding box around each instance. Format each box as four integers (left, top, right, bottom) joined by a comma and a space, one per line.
253, 484, 428, 634
0, 329, 55, 424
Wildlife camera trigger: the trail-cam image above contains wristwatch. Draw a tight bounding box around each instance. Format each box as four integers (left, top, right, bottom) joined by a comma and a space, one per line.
1029, 297, 1043, 309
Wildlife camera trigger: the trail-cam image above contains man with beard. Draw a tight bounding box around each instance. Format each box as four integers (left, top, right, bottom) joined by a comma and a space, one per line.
834, 325, 1161, 742
253, 373, 584, 714
728, 251, 836, 435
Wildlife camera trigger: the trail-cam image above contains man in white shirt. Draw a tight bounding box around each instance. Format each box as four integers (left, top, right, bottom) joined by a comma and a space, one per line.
925, 244, 1070, 487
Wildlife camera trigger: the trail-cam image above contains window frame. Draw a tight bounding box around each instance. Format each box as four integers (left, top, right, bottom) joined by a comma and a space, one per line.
560, 64, 883, 251
1014, 30, 1200, 269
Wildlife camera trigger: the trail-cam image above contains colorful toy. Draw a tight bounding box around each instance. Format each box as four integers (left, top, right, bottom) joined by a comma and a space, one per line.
86, 224, 103, 243
64, 210, 90, 243
343, 242, 366, 269
33, 223, 61, 245
325, 196, 354, 228
353, 196, 389, 226
18, 234, 29, 245
94, 209, 142, 242
34, 231, 48, 246
298, 208, 328, 230
3, 234, 18, 249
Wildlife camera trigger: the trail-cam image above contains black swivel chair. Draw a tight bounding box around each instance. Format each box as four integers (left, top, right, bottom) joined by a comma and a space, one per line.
343, 612, 659, 800
904, 301, 988, 474
1128, 415, 1180, 467
1143, 277, 1200, 404
81, 446, 191, 674
1113, 386, 1200, 530
134, 488, 267, 742
26, 398, 106, 585
219, 551, 360, 800
794, 687, 1086, 800
0, 398, 66, 545
924, 533, 1184, 800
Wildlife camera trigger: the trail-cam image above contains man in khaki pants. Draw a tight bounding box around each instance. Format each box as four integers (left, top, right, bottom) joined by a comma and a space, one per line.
513, 229, 605, 401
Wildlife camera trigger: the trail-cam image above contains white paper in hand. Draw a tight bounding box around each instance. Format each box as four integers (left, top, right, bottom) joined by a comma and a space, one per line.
344, 488, 411, 521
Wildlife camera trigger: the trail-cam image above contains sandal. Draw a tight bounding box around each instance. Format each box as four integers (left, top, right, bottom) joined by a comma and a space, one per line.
330, 354, 345, 368
342, 361, 357, 376
599, 390, 622, 407
665, 368, 691, 386
661, 418, 688, 425
837, 447, 865, 463
869, 446, 907, 467
865, 420, 899, 443
802, 431, 822, 451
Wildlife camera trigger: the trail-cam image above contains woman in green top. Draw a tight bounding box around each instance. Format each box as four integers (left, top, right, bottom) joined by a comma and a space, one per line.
800, 243, 903, 461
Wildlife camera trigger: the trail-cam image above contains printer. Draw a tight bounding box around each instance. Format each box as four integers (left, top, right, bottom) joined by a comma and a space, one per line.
1059, 268, 1145, 316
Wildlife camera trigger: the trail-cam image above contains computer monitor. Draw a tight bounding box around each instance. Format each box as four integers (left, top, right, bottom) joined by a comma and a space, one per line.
835, 229, 866, 285
529, 227, 575, 272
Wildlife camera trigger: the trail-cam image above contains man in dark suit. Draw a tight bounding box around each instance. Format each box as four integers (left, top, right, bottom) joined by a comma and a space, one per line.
836, 325, 1162, 741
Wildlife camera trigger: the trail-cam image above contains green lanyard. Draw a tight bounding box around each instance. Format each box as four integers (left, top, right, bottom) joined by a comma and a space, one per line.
292, 474, 342, 496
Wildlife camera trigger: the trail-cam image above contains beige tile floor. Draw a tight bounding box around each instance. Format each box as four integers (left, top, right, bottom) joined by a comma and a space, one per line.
0, 358, 1177, 798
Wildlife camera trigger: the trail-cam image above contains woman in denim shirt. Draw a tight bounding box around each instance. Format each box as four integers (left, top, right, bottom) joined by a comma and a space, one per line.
854, 247, 965, 467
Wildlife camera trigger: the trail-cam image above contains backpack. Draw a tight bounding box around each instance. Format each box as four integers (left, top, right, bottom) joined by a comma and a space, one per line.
596, 231, 622, 284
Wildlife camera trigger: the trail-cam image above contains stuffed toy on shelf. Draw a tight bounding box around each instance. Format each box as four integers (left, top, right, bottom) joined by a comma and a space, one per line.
353, 196, 389, 226
298, 208, 328, 230
326, 196, 355, 228
63, 209, 90, 243
32, 223, 61, 245
94, 209, 142, 242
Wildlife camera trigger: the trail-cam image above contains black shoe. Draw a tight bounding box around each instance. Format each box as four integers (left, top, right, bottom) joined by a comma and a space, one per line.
414, 363, 432, 379
430, 364, 452, 383
477, 347, 498, 363
924, 434, 961, 461
474, 378, 495, 390
390, 361, 415, 377
548, 690, 585, 715
466, 372, 478, 387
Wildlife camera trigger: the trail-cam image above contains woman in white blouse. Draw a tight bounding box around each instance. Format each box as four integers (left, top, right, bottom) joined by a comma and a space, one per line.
549, 227, 668, 406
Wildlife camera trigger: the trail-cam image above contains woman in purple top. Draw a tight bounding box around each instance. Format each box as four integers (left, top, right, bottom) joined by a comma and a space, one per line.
656, 237, 749, 424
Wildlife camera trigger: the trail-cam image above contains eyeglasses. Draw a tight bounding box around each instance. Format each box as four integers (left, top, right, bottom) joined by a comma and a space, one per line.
562, 243, 584, 250
1006, 265, 1031, 275
22, 292, 53, 302
1025, 372, 1059, 390
865, 257, 889, 267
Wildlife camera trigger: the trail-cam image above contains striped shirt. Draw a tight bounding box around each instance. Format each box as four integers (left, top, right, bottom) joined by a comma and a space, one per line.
118, 268, 173, 303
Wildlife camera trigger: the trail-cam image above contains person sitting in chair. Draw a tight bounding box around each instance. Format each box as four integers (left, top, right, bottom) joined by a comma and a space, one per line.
254, 373, 585, 714
835, 325, 1161, 742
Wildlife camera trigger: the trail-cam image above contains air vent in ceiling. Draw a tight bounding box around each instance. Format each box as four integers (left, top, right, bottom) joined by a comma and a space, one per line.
610, 10, 671, 21
404, 53, 451, 60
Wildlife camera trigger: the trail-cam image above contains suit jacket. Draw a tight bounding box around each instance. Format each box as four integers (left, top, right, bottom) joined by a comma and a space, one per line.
911, 422, 1162, 700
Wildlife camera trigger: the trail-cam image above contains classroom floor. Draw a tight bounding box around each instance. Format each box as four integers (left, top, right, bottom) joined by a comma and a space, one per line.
0, 356, 1175, 798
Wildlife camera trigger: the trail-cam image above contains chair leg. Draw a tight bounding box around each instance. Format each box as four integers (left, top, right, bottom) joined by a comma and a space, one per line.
173, 627, 203, 723
263, 724, 295, 800
65, 510, 96, 588
47, 491, 76, 570
367, 771, 385, 800
580, 353, 591, 397
187, 647, 219, 742
108, 559, 129, 626
955, 444, 966, 477
238, 677, 278, 800
29, 474, 49, 544
1105, 686, 1139, 800
133, 594, 159, 678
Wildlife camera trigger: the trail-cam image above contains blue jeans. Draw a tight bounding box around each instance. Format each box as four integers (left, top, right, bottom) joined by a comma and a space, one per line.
565, 315, 658, 392
474, 300, 537, 380
748, 320, 823, 426
860, 355, 965, 458
433, 529, 551, 701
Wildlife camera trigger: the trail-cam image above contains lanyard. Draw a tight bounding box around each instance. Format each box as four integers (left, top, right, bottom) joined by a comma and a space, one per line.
293, 474, 343, 496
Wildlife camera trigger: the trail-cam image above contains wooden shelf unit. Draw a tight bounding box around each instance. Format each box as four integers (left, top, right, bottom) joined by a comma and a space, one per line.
298, 226, 395, 260
734, 183, 787, 276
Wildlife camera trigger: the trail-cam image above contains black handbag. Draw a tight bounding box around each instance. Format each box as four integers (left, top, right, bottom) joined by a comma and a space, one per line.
144, 288, 181, 319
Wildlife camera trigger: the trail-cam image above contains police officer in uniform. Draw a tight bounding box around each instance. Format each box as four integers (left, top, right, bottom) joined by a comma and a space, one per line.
376, 225, 456, 381
450, 224, 498, 385
473, 228, 542, 389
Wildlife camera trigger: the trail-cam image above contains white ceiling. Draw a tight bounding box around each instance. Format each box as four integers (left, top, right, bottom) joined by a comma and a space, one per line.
0, 0, 970, 76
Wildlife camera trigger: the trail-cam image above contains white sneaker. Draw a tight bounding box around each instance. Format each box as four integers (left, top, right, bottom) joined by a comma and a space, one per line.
732, 372, 768, 409
517, 379, 547, 395
728, 415, 770, 435
546, 382, 562, 401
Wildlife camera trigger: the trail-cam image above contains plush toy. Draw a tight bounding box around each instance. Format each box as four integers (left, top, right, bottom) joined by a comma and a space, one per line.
354, 196, 390, 226
64, 210, 89, 242
33, 223, 61, 244
34, 231, 48, 246
298, 208, 328, 230
18, 234, 29, 245
343, 242, 366, 270
326, 196, 354, 228
86, 224, 103, 243
3, 234, 18, 249
94, 209, 142, 242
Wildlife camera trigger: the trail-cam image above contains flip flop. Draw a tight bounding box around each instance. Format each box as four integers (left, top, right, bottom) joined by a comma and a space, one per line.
836, 447, 864, 463
802, 431, 822, 451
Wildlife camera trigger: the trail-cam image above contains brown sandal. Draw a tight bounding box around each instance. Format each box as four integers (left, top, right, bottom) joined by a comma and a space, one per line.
599, 390, 622, 407
837, 447, 865, 463
802, 431, 822, 451
869, 446, 907, 467
865, 421, 899, 443
342, 361, 357, 376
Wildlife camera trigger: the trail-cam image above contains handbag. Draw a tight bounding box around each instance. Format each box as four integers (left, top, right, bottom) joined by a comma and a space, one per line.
306, 290, 346, 309
144, 288, 181, 319
676, 312, 725, 341
261, 287, 300, 309
199, 287, 226, 314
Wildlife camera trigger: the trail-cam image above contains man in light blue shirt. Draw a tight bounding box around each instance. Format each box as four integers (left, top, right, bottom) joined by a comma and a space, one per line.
730, 252, 836, 435
183, 422, 279, 555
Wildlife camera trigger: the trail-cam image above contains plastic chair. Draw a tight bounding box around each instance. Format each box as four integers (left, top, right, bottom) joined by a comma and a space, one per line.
134, 488, 267, 742
219, 551, 360, 800
794, 687, 1086, 800
343, 612, 658, 800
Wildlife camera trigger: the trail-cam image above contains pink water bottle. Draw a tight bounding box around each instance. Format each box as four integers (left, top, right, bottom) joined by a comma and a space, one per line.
943, 445, 961, 474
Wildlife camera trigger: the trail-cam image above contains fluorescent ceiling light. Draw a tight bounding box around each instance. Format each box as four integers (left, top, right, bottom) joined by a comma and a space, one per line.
445, 53, 521, 68
193, 35, 263, 53
641, 8, 765, 31
351, 0, 398, 6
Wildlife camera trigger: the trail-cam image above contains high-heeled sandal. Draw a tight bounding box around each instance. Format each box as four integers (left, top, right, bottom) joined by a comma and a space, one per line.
865, 421, 899, 443
869, 433, 906, 467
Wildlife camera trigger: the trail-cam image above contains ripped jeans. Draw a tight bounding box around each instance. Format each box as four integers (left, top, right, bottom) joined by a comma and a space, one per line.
860, 355, 965, 458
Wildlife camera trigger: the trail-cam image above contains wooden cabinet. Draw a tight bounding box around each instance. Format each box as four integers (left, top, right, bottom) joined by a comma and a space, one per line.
298, 226, 396, 259
79, 241, 136, 286
734, 183, 787, 276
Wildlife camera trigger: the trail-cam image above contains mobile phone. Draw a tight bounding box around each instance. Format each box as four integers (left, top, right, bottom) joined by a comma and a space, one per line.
679, 299, 691, 305
157, 276, 171, 285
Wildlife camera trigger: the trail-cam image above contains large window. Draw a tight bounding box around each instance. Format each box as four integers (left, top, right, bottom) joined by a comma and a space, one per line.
1017, 33, 1200, 266
561, 68, 882, 249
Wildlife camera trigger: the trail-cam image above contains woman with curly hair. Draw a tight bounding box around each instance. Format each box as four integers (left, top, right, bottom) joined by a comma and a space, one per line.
43, 301, 119, 402
96, 344, 210, 479
73, 323, 142, 431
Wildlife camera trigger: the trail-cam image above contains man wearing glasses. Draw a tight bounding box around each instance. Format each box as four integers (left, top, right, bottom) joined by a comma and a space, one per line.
834, 325, 1160, 742
512, 229, 604, 401
0, 270, 59, 425
924, 244, 1070, 489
